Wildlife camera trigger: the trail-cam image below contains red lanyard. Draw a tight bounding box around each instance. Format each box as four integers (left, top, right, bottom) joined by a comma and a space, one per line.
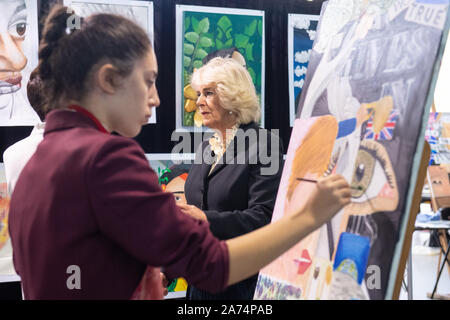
68, 105, 109, 134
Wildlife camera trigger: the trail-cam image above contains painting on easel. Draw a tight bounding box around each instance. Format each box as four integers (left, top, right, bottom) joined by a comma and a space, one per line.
425, 112, 450, 165
255, 0, 450, 300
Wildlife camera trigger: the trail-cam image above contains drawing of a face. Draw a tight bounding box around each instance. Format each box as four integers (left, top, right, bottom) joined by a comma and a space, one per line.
165, 175, 187, 204
0, 0, 28, 107
284, 115, 339, 217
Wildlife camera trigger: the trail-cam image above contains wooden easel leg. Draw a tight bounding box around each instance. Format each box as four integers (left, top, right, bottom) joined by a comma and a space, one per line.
438, 229, 450, 276
392, 142, 431, 300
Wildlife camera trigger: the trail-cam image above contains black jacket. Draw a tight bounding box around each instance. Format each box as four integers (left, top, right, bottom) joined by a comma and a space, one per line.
185, 121, 284, 300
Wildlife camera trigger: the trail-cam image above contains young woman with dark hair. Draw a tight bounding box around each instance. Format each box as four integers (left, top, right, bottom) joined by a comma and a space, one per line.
8, 5, 351, 299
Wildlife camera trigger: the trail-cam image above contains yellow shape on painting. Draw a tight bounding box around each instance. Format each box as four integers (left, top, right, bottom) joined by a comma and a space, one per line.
0, 198, 10, 250
194, 108, 203, 127
184, 98, 197, 113
183, 84, 198, 101
325, 265, 333, 285
174, 278, 188, 292
362, 95, 394, 134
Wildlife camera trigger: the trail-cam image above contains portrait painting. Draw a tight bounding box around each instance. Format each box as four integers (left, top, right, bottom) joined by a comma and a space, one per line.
0, 0, 40, 126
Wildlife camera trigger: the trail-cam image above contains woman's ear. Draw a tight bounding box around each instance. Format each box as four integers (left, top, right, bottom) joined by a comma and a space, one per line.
95, 64, 122, 94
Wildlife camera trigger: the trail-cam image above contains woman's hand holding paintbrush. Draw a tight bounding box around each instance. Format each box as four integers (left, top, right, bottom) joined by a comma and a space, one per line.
294, 175, 351, 227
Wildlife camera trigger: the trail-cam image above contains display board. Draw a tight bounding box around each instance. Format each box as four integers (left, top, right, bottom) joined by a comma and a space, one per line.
64, 0, 156, 123
255, 0, 450, 300
175, 5, 265, 130
288, 13, 319, 127
0, 0, 40, 126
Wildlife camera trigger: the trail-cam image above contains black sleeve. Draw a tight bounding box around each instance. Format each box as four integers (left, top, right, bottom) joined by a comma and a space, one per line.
205, 131, 284, 240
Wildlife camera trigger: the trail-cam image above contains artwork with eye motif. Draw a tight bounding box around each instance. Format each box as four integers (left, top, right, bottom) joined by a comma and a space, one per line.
256, 0, 450, 300
0, 0, 40, 126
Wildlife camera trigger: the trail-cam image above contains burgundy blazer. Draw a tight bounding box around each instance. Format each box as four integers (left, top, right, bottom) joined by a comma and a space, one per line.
8, 109, 229, 299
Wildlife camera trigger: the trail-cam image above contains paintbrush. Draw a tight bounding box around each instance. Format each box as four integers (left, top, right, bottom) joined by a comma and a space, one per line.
296, 177, 363, 191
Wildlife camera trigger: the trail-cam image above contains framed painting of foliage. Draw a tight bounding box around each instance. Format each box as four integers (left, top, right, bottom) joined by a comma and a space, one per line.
175, 5, 265, 130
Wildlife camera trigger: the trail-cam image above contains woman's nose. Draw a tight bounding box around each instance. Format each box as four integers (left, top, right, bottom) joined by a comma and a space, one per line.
0, 32, 27, 72
149, 85, 160, 108
197, 94, 205, 107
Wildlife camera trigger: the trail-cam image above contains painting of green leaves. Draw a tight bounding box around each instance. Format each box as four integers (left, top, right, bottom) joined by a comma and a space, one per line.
176, 6, 265, 129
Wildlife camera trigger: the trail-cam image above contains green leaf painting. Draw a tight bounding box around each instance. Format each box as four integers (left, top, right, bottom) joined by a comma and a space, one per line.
181, 10, 264, 127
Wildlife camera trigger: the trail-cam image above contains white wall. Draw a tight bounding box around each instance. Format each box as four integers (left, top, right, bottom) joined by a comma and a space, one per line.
435, 33, 450, 112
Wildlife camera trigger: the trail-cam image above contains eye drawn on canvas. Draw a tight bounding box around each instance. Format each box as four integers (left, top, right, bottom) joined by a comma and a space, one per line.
0, 0, 40, 126
255, 0, 450, 300
64, 0, 155, 123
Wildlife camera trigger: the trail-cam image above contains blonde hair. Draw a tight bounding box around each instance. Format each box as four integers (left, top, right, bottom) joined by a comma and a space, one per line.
286, 115, 338, 201
191, 57, 261, 124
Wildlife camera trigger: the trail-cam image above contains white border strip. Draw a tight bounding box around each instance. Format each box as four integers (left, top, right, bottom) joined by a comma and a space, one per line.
287, 13, 319, 127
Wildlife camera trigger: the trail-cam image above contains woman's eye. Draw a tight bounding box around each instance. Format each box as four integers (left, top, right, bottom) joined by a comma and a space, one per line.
9, 22, 27, 38
351, 149, 375, 198
16, 23, 26, 36
350, 140, 395, 201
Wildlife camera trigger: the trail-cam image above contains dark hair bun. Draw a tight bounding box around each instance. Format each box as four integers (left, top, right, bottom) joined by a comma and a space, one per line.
39, 6, 73, 80
37, 4, 151, 112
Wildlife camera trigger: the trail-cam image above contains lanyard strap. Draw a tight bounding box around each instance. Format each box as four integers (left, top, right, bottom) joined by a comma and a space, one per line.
68, 105, 109, 134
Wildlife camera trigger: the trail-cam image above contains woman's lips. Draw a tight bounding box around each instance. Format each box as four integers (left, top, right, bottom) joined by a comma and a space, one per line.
0, 75, 22, 95
1, 75, 22, 87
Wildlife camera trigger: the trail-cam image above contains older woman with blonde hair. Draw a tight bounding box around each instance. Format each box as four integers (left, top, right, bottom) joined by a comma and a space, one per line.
178, 57, 283, 300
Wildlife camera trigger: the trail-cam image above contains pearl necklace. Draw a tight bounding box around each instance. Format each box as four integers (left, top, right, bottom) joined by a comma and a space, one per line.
209, 124, 239, 165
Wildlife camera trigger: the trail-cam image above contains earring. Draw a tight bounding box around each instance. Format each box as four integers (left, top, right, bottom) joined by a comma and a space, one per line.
229, 111, 233, 115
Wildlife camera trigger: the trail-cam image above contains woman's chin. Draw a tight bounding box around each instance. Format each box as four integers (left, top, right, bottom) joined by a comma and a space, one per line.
118, 126, 142, 138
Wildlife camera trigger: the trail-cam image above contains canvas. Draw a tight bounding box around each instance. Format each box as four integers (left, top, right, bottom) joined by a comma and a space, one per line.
64, 0, 156, 123
0, 163, 19, 282
175, 5, 265, 130
146, 153, 194, 299
0, 0, 40, 126
288, 14, 319, 127
255, 0, 450, 300
425, 112, 450, 164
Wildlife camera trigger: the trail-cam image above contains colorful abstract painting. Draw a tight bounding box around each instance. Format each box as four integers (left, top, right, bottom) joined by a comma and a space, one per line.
146, 153, 194, 299
176, 5, 265, 130
64, 0, 156, 123
256, 0, 450, 300
0, 163, 19, 281
425, 112, 450, 165
288, 14, 319, 126
0, 0, 40, 126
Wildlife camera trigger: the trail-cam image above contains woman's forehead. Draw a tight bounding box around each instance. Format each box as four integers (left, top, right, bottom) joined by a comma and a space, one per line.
195, 82, 216, 91
0, 0, 26, 26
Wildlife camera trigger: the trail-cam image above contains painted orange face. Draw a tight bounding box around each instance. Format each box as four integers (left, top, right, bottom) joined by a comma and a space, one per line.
0, 0, 28, 96
164, 176, 187, 204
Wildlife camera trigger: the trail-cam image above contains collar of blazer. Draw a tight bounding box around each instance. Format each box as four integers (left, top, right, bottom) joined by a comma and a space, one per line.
203, 121, 259, 179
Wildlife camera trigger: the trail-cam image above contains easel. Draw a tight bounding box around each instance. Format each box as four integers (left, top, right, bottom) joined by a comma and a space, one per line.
392, 142, 431, 299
